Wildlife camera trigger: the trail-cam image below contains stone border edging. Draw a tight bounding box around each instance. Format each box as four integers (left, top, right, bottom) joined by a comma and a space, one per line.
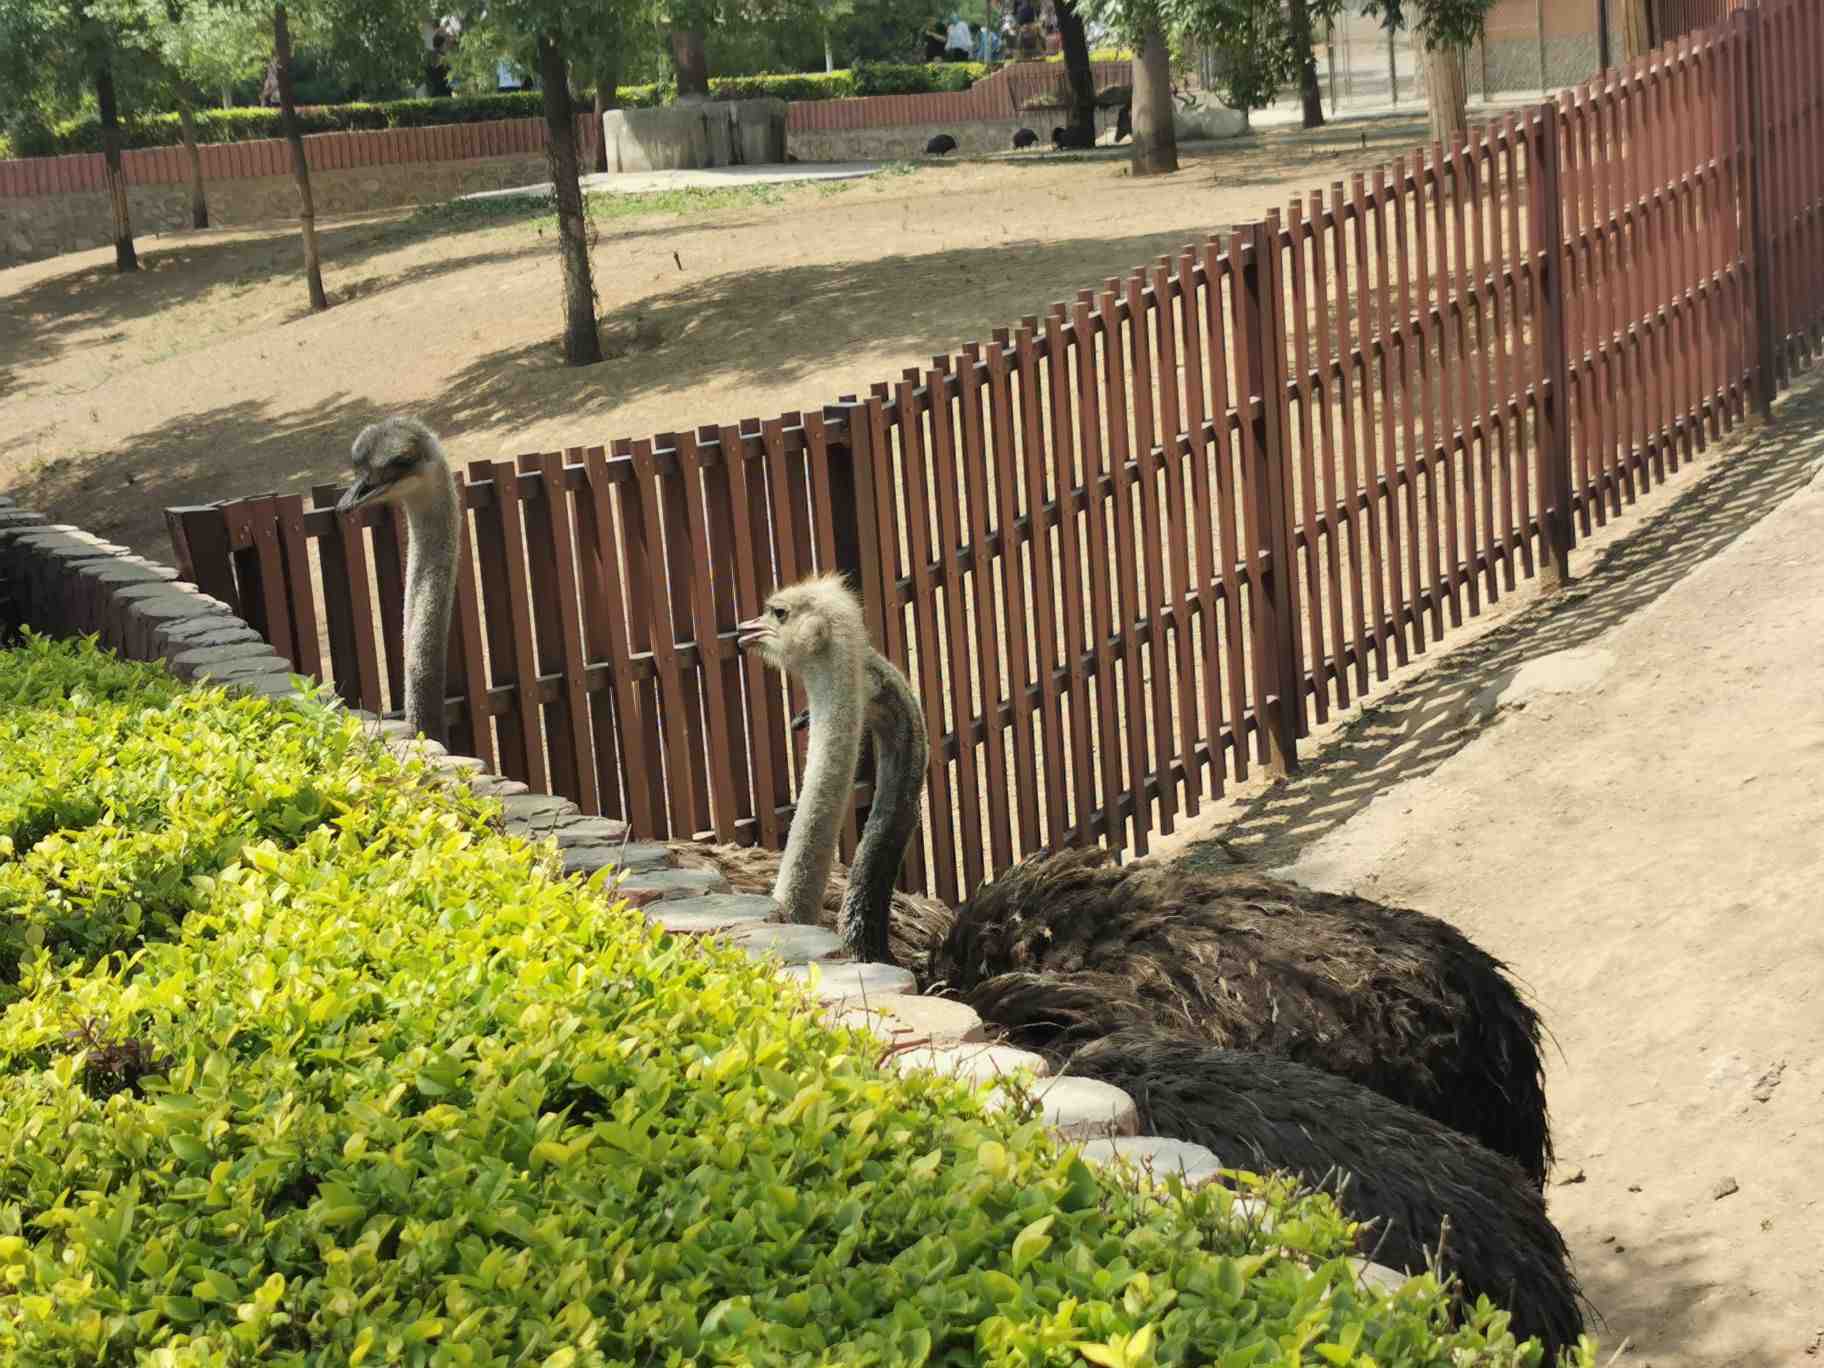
0, 496, 1409, 1299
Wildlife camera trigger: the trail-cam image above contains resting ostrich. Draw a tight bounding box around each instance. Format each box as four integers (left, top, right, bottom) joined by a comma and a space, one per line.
1067, 1028, 1585, 1358
1011, 127, 1039, 149
764, 577, 1581, 1348
342, 423, 949, 961
925, 133, 958, 155
1052, 124, 1094, 150
928, 846, 1553, 1189
1115, 102, 1132, 143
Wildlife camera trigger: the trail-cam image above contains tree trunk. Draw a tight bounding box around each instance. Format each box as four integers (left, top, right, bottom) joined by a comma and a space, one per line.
824, 30, 835, 74
1054, 0, 1096, 143
273, 4, 328, 311
1131, 17, 1178, 176
538, 34, 602, 367
1419, 37, 1469, 144
177, 98, 209, 229
1620, 0, 1652, 62
669, 29, 710, 102
1288, 0, 1325, 129
94, 60, 139, 273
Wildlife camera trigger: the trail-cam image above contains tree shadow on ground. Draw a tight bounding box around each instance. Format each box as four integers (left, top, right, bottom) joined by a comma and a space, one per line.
430, 225, 1257, 440
1174, 381, 1824, 877
6, 392, 397, 557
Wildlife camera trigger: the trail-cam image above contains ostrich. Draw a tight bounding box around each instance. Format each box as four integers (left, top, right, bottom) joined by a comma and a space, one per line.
755, 579, 1581, 1350
1067, 1028, 1586, 1358
927, 845, 1554, 1189
338, 422, 947, 959
925, 133, 959, 155
336, 416, 458, 749
1012, 127, 1039, 149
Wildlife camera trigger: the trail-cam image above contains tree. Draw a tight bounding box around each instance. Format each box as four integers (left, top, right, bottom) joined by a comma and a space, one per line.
1175, 0, 1295, 131
1287, 0, 1323, 127
1054, 0, 1098, 147
1619, 0, 1650, 63
450, 1, 632, 365
1130, 11, 1176, 173
1351, 0, 1493, 144
103, 0, 271, 229
0, 0, 154, 271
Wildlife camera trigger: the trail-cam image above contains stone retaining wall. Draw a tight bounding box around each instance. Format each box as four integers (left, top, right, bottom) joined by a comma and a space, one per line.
0, 152, 547, 270
0, 489, 1405, 1295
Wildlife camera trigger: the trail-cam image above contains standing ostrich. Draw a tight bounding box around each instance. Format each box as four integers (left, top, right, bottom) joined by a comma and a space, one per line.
336, 417, 459, 749
337, 422, 948, 959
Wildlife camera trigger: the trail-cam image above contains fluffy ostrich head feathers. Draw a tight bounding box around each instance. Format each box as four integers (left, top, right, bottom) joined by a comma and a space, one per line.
735, 572, 868, 676
338, 416, 452, 516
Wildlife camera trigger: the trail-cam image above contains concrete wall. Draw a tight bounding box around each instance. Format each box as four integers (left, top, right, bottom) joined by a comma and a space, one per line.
0, 151, 548, 270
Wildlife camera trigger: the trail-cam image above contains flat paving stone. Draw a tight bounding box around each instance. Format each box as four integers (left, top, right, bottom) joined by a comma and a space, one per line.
617, 868, 727, 905
726, 922, 845, 964
1350, 1260, 1410, 1296
781, 961, 917, 1003
1018, 1076, 1140, 1142
891, 1043, 1049, 1084
562, 841, 670, 878
554, 817, 633, 847
824, 994, 987, 1045
1078, 1136, 1225, 1187
650, 893, 776, 934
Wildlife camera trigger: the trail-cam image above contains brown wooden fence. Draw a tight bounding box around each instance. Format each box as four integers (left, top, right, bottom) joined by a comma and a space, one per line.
166, 0, 1823, 907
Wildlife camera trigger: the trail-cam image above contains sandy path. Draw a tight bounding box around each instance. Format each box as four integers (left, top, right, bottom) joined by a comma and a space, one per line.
1163, 381, 1824, 1366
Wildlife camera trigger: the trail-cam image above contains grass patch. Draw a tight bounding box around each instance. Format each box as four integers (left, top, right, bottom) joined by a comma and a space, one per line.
0, 634, 1587, 1364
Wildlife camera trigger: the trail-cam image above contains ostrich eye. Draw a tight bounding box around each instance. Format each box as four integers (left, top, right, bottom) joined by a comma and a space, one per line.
770, 605, 788, 621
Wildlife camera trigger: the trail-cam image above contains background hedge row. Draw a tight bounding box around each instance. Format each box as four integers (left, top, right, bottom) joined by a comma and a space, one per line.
8, 61, 990, 158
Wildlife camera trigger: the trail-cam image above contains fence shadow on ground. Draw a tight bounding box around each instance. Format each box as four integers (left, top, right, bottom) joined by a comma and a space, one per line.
1176, 379, 1824, 875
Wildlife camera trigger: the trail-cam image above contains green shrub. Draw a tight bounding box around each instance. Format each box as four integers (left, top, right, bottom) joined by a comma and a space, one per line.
0, 635, 1586, 1366
853, 59, 986, 95
709, 70, 858, 101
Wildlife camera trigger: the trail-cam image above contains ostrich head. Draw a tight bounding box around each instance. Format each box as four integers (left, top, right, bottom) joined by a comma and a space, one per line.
337, 416, 450, 517
735, 572, 868, 679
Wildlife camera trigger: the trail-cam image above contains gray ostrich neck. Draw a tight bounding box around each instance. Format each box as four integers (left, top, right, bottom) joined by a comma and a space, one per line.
401, 481, 459, 747
839, 651, 927, 966
773, 656, 866, 926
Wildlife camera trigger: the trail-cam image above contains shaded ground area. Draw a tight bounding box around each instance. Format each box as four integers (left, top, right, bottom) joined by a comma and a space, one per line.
1, 112, 1438, 561
1166, 379, 1824, 1367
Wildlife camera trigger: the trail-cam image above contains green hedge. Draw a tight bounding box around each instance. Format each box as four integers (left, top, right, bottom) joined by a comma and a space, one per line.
10, 62, 995, 158
0, 634, 1582, 1364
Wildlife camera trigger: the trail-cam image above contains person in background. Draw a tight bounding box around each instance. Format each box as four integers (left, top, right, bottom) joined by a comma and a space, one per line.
946, 13, 975, 60
975, 20, 1000, 63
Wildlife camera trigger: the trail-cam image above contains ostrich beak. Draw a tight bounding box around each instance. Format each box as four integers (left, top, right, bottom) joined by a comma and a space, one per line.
336, 476, 387, 514
734, 615, 771, 651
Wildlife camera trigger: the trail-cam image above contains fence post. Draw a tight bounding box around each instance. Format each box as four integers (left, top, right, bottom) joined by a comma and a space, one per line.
1527, 102, 1576, 590
1741, 4, 1778, 421
1238, 219, 1302, 778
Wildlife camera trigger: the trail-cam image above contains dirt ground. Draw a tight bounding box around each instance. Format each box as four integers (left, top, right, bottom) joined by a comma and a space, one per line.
1161, 380, 1824, 1367
2, 112, 1455, 562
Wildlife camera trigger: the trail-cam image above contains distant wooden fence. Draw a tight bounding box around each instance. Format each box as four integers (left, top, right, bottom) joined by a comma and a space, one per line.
167, 0, 1823, 906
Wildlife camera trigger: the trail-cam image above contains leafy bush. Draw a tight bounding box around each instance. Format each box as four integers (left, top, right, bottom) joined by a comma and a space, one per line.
0, 635, 1583, 1365
15, 87, 667, 158
853, 59, 986, 95
709, 70, 859, 101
